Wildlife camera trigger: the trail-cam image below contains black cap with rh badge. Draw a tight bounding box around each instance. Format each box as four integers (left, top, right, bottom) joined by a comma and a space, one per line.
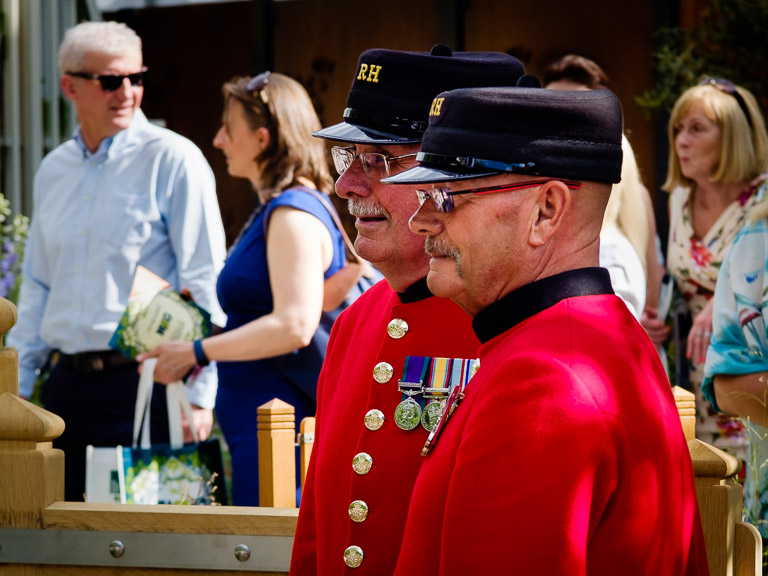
313, 44, 526, 144
383, 87, 624, 185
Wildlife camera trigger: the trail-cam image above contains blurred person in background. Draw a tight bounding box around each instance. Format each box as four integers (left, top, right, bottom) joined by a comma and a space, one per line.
642, 78, 768, 460
543, 54, 663, 318
139, 72, 345, 506
8, 21, 226, 502
704, 178, 768, 549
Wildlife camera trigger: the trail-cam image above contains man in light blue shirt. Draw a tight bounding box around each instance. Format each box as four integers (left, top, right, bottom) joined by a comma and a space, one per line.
8, 20, 226, 501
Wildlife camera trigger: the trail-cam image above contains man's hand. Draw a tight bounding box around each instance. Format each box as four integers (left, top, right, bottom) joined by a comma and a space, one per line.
183, 405, 213, 443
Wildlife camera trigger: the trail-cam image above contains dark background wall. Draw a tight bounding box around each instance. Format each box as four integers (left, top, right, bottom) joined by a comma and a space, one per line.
107, 0, 672, 245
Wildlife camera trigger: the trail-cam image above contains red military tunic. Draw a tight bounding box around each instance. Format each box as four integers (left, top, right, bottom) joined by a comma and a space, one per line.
394, 268, 709, 576
291, 278, 481, 575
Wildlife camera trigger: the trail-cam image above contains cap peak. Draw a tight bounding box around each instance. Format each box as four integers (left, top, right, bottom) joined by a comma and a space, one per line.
430, 44, 453, 57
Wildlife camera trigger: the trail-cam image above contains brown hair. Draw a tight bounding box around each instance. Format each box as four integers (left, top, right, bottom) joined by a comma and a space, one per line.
542, 54, 611, 90
221, 73, 333, 198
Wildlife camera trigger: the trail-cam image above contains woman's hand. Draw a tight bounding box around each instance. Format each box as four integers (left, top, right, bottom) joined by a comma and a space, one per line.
641, 305, 670, 345
686, 297, 715, 366
184, 405, 214, 443
137, 341, 197, 384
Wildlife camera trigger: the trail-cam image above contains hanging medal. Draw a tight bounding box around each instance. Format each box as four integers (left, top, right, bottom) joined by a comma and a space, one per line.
421, 357, 452, 431
422, 357, 480, 456
394, 356, 430, 431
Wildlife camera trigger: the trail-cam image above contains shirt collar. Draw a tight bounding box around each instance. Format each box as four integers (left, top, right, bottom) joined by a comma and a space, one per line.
397, 277, 433, 303
73, 108, 150, 160
472, 267, 614, 343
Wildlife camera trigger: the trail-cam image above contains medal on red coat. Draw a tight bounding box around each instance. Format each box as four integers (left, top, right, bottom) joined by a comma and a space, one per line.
421, 356, 451, 431
394, 356, 430, 431
421, 358, 480, 455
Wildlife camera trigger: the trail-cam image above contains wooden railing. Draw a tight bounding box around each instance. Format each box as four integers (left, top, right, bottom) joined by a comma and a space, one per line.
0, 297, 306, 574
0, 293, 762, 574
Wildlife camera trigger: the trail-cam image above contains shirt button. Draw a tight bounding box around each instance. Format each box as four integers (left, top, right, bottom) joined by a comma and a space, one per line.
344, 546, 364, 569
387, 318, 408, 339
352, 453, 372, 475
348, 500, 369, 523
372, 361, 393, 383
364, 409, 384, 431
78, 230, 85, 237
83, 195, 91, 202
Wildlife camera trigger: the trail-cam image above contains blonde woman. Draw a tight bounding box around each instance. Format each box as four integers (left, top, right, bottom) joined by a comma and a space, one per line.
642, 78, 768, 458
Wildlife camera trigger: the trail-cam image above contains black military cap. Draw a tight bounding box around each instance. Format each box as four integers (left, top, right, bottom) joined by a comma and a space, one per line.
314, 45, 526, 144
384, 87, 623, 184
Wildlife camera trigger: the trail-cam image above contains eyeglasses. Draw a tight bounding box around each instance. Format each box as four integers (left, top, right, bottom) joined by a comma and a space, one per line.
698, 77, 753, 129
67, 67, 147, 92
331, 146, 418, 181
247, 71, 271, 105
416, 179, 583, 213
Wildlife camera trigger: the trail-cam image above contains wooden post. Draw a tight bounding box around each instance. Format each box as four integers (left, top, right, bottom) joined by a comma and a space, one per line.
257, 398, 296, 508
673, 386, 696, 442
0, 298, 65, 575
689, 438, 762, 576
299, 416, 315, 491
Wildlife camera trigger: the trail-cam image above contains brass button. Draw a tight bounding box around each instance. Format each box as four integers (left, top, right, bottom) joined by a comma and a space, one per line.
373, 361, 394, 383
352, 453, 373, 475
348, 500, 369, 523
387, 318, 408, 339
344, 545, 364, 568
364, 409, 385, 431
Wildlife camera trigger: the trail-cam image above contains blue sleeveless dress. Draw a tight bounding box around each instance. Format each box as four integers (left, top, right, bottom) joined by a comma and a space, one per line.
215, 187, 345, 506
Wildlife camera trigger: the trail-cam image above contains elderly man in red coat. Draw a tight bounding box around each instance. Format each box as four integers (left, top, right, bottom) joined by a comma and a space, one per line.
385, 87, 709, 575
289, 47, 527, 575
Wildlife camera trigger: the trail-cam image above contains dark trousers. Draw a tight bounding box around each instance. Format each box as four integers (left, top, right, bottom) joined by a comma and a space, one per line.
42, 358, 170, 502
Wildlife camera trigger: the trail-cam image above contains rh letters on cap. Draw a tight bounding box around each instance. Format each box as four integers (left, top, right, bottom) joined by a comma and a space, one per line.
357, 63, 382, 83
429, 97, 445, 117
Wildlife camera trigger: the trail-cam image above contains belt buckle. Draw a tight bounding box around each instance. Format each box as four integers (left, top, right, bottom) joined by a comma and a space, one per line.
91, 356, 105, 371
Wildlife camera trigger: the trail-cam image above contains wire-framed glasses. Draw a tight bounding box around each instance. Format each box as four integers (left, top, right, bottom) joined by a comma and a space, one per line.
416, 179, 583, 213
331, 146, 418, 181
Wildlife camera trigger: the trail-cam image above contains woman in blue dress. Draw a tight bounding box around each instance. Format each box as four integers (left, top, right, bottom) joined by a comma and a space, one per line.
139, 72, 345, 505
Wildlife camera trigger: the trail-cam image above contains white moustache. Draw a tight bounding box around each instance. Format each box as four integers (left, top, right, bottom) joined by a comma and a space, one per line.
347, 199, 388, 219
425, 237, 459, 259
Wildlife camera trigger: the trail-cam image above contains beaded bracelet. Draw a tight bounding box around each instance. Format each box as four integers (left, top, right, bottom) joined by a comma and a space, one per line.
193, 339, 210, 367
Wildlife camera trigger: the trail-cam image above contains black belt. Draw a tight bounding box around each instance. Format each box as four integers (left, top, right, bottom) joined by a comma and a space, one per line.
54, 350, 136, 373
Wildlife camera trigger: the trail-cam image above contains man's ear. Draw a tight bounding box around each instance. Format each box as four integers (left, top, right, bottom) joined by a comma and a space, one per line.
60, 75, 77, 101
529, 181, 570, 247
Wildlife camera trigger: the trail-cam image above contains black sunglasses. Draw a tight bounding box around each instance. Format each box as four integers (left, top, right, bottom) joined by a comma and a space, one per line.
698, 77, 753, 129
68, 67, 148, 93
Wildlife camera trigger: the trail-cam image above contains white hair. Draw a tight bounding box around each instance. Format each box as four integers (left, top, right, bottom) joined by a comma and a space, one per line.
58, 21, 142, 74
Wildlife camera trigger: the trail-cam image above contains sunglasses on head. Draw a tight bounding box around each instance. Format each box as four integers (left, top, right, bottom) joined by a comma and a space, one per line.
246, 71, 271, 105
68, 67, 147, 93
698, 77, 753, 129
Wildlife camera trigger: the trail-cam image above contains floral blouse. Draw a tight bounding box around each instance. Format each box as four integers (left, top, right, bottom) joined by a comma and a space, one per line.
667, 182, 762, 455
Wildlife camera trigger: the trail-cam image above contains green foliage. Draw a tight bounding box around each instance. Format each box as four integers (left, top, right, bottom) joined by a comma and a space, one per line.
636, 0, 768, 114
0, 193, 30, 304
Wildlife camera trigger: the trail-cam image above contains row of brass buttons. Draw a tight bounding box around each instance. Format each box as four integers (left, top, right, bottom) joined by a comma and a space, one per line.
343, 318, 409, 568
